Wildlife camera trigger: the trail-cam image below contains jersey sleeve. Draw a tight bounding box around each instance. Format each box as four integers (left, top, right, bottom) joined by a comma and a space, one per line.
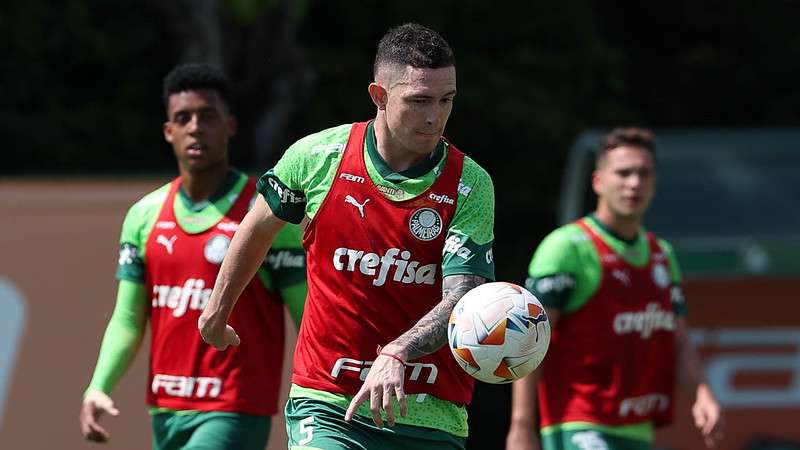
262, 223, 307, 328
659, 238, 688, 317
115, 186, 169, 282
85, 280, 148, 395
441, 156, 495, 280
525, 227, 581, 311
256, 124, 351, 224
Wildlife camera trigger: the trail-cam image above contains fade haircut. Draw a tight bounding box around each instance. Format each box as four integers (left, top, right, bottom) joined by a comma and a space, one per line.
162, 62, 232, 112
596, 127, 656, 168
374, 23, 456, 76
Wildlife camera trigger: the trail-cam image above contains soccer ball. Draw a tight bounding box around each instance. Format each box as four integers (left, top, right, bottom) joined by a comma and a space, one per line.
447, 282, 550, 384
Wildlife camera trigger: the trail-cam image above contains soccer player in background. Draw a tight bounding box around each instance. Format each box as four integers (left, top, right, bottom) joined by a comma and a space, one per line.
506, 128, 723, 450
199, 23, 495, 450
79, 63, 306, 450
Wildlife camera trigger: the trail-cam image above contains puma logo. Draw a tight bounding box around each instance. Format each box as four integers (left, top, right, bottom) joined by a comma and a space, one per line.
156, 235, 177, 255
611, 269, 631, 287
344, 195, 370, 218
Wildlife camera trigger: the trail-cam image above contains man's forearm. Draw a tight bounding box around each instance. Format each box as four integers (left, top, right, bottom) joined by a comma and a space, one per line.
87, 280, 148, 395
202, 197, 285, 325
386, 274, 485, 361
676, 319, 707, 395
511, 371, 540, 428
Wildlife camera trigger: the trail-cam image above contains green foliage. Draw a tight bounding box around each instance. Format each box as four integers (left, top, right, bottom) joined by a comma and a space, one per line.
2, 0, 174, 174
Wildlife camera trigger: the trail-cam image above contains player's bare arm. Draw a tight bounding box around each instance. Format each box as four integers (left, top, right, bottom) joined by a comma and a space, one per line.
506, 309, 559, 450
393, 274, 487, 359
676, 318, 724, 448
199, 195, 286, 350
345, 274, 486, 428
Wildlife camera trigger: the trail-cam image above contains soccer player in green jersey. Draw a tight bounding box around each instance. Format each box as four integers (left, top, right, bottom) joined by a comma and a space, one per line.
79, 63, 306, 450
506, 128, 723, 450
200, 24, 495, 450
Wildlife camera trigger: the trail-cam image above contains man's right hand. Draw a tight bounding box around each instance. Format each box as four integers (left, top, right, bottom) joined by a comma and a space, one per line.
79, 389, 119, 443
198, 314, 240, 351
506, 424, 541, 450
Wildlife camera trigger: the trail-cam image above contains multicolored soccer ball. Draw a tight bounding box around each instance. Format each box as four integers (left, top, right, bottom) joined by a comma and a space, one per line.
447, 282, 550, 384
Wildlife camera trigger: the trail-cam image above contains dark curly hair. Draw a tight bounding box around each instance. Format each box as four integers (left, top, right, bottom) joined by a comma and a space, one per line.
374, 23, 455, 76
597, 127, 656, 167
162, 62, 232, 111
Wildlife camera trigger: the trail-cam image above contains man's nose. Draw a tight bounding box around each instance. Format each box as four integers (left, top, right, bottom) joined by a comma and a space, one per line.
187, 114, 202, 133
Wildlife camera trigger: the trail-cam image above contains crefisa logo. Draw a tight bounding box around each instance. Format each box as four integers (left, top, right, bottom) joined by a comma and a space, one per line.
409, 208, 442, 241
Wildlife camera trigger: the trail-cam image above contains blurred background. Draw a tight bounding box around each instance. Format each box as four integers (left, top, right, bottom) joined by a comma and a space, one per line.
2, 1, 799, 449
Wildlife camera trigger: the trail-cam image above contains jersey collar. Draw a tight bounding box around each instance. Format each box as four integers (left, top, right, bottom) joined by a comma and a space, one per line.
365, 121, 445, 183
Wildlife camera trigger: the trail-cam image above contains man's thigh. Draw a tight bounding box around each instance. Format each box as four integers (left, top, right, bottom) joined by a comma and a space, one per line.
152, 411, 270, 450
541, 429, 652, 450
285, 397, 465, 450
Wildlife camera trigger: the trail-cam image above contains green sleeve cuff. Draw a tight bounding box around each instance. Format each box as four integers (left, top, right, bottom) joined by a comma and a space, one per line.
525, 273, 576, 311
256, 171, 306, 224
441, 235, 495, 280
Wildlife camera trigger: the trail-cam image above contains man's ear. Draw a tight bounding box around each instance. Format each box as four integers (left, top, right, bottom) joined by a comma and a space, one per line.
368, 83, 387, 110
591, 170, 602, 197
163, 121, 174, 144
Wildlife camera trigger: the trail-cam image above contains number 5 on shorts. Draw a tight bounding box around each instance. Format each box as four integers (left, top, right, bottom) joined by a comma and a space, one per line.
298, 416, 315, 445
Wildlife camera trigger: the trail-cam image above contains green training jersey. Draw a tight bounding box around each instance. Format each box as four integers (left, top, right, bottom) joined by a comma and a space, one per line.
117, 170, 306, 308
527, 214, 686, 443
257, 121, 495, 280
87, 170, 307, 404
526, 214, 685, 316
257, 122, 496, 437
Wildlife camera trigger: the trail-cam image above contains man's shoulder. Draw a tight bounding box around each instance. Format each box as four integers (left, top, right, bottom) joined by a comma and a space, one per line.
534, 222, 592, 256
288, 123, 353, 157
457, 154, 493, 200
125, 181, 172, 221
652, 233, 679, 263
648, 231, 674, 253
460, 154, 491, 181
546, 222, 588, 244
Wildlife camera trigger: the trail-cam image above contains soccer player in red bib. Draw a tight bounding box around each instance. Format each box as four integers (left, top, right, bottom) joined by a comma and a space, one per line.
79, 63, 306, 450
200, 24, 496, 450
506, 128, 723, 450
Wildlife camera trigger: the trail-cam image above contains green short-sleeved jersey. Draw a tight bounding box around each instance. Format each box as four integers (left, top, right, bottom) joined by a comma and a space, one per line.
116, 170, 306, 307
87, 169, 307, 418
527, 215, 686, 444
257, 122, 495, 280
525, 215, 685, 316
256, 123, 496, 437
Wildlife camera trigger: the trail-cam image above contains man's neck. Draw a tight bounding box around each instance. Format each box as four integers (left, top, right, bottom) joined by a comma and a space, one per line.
179, 165, 230, 203
373, 115, 432, 173
593, 207, 641, 241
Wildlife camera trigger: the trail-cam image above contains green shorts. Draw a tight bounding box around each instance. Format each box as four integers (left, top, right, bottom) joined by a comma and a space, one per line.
541, 428, 652, 450
150, 411, 270, 450
285, 397, 466, 450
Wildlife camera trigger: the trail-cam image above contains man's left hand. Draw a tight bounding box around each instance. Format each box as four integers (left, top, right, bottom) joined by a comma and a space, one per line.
693, 383, 724, 448
344, 348, 409, 428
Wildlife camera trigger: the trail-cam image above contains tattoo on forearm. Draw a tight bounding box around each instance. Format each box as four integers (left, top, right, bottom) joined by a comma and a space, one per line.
392, 275, 486, 360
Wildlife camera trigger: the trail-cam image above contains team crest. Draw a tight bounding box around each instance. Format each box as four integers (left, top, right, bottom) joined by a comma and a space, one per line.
204, 234, 231, 264
651, 263, 670, 289
409, 208, 442, 241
